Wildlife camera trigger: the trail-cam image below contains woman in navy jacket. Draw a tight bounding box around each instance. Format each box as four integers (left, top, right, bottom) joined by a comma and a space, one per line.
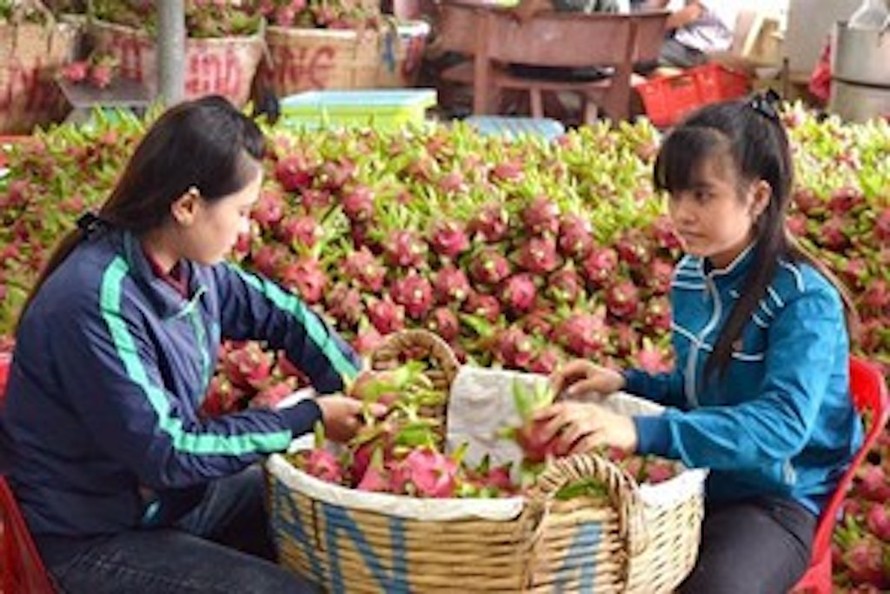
0, 96, 379, 593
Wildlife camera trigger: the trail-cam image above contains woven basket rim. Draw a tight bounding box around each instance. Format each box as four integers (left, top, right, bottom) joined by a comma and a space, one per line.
267, 389, 706, 521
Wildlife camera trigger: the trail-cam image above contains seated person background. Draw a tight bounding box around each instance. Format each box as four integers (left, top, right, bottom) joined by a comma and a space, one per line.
642, 0, 739, 68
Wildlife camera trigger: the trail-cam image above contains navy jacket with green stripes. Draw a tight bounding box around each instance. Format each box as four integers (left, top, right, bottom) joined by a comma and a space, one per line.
1, 229, 360, 538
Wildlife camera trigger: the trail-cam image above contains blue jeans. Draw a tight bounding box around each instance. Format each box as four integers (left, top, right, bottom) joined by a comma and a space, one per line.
38, 466, 316, 594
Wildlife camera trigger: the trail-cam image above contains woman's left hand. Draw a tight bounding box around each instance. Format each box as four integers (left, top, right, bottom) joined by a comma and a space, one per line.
531, 401, 639, 456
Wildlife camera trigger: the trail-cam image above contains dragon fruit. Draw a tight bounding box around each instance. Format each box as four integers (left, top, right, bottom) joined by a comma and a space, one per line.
511, 380, 559, 462
493, 327, 534, 369
463, 292, 501, 323
648, 215, 682, 251
614, 231, 651, 267
342, 185, 375, 223
353, 325, 384, 355
556, 310, 609, 357
605, 280, 640, 319
500, 274, 538, 314
642, 296, 672, 332
281, 257, 327, 304
384, 230, 428, 269
429, 221, 470, 259
528, 346, 562, 375
324, 283, 364, 327
251, 189, 285, 227
433, 265, 471, 305
490, 161, 524, 183
469, 248, 512, 287
397, 447, 459, 498
343, 247, 386, 293
582, 247, 619, 288
468, 203, 509, 243
520, 309, 554, 338
303, 449, 344, 484
648, 258, 675, 295
557, 213, 594, 259
277, 215, 321, 250
367, 298, 406, 334
521, 196, 560, 236
876, 207, 890, 242
514, 236, 561, 275
427, 307, 460, 342
275, 155, 313, 192
546, 266, 583, 305
390, 272, 434, 320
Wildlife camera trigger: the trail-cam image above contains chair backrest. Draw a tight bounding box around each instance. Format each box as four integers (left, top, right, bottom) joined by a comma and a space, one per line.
0, 476, 57, 594
0, 353, 56, 593
810, 356, 889, 559
482, 10, 637, 69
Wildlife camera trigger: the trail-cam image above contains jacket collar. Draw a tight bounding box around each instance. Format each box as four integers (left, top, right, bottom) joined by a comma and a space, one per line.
684, 242, 756, 290
119, 231, 203, 319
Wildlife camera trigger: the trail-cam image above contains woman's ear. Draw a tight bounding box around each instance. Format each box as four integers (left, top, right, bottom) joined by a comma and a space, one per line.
750, 180, 771, 219
170, 187, 201, 226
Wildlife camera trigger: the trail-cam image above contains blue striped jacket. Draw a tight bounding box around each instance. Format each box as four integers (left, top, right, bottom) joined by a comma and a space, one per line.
1, 230, 359, 537
628, 245, 863, 515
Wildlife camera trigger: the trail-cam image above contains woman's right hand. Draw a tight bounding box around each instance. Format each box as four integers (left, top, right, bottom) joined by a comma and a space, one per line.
315, 395, 387, 443
550, 359, 625, 401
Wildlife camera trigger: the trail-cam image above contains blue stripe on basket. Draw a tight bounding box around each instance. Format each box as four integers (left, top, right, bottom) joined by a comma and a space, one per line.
554, 521, 601, 593
272, 480, 325, 585
323, 503, 411, 592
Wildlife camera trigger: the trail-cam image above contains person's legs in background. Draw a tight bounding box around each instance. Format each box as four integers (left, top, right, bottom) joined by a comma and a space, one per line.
658, 36, 708, 68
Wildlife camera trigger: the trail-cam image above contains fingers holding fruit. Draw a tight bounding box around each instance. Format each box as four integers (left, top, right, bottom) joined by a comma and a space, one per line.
550, 359, 625, 400
316, 395, 387, 443
531, 402, 638, 456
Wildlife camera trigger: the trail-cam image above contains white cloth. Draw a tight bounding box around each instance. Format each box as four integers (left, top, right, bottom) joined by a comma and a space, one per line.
673, 1, 740, 53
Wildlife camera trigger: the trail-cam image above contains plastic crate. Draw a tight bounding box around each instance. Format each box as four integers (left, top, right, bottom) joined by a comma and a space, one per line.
636, 63, 751, 128
464, 115, 566, 141
279, 89, 437, 130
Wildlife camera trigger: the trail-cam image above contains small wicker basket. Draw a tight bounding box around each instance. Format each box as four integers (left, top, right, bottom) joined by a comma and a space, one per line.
267, 329, 705, 593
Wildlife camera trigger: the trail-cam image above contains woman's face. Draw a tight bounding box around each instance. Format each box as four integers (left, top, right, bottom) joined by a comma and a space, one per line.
185, 166, 262, 265
667, 155, 767, 269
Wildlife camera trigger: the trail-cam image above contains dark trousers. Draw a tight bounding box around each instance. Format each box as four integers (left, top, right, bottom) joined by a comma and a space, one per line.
679, 496, 817, 594
38, 465, 317, 594
659, 37, 708, 68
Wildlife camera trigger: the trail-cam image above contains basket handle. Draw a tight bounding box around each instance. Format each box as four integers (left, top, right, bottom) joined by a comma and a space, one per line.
368, 329, 460, 384
528, 452, 649, 557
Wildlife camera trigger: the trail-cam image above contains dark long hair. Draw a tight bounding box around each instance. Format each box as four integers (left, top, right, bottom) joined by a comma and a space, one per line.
17, 95, 265, 330
653, 97, 858, 379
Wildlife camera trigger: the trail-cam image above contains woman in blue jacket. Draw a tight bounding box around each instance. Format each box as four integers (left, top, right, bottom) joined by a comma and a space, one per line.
535, 94, 863, 593
0, 96, 381, 593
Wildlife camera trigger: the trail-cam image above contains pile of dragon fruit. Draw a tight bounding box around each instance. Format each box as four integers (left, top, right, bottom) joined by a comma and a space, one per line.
0, 104, 886, 588
288, 362, 679, 499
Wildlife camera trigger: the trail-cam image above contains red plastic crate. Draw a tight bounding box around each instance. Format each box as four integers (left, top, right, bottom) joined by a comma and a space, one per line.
636, 63, 751, 128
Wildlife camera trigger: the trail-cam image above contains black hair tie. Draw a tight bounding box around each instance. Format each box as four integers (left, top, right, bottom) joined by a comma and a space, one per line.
76, 212, 107, 238
748, 89, 782, 123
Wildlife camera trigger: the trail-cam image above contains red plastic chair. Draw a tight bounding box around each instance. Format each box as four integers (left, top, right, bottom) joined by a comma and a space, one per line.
791, 356, 890, 594
1, 352, 57, 594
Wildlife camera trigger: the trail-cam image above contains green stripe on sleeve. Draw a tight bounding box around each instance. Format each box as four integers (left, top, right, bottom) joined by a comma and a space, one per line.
230, 264, 359, 380
100, 257, 290, 455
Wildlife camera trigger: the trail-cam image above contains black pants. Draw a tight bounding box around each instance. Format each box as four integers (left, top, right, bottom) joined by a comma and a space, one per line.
679, 497, 817, 594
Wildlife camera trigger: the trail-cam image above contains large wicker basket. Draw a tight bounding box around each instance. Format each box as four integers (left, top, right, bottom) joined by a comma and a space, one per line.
0, 6, 80, 133
267, 329, 705, 593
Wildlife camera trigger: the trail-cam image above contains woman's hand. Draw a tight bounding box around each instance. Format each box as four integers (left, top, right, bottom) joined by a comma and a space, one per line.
550, 360, 625, 401
531, 401, 638, 455
315, 395, 387, 443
